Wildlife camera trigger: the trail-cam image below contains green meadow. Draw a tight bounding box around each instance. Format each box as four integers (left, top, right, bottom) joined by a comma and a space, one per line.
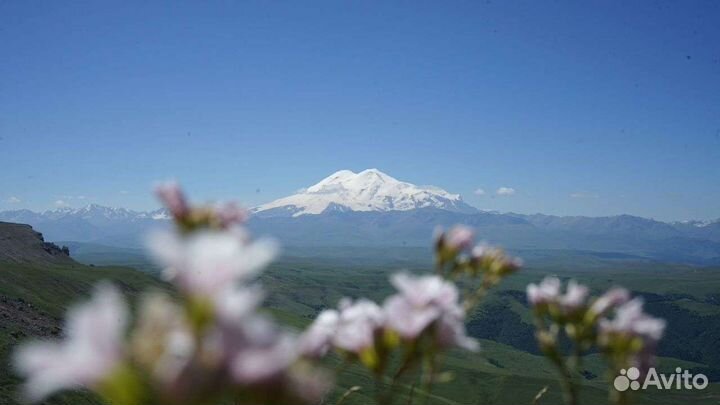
2, 245, 719, 404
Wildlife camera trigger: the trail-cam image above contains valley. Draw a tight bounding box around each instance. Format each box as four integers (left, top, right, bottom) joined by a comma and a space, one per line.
1, 170, 719, 404
66, 241, 720, 404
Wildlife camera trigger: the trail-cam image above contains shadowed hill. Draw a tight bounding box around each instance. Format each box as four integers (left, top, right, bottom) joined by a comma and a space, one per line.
0, 221, 167, 405
0, 222, 73, 265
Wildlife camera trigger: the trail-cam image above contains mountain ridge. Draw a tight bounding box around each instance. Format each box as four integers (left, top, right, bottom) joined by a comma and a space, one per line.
254, 169, 477, 217
1, 168, 719, 264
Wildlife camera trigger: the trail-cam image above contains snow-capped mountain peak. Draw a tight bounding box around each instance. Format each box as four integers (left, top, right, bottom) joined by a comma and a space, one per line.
253, 169, 476, 217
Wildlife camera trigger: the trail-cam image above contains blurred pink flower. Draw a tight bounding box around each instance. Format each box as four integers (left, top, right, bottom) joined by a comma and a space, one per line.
332, 298, 384, 353
526, 277, 561, 306
599, 298, 665, 342
589, 287, 630, 315
147, 229, 277, 297
384, 295, 439, 340
215, 202, 248, 228
230, 331, 298, 384
599, 298, 665, 375
384, 273, 455, 339
131, 293, 194, 388
213, 285, 265, 325
13, 284, 127, 402
527, 278, 589, 315
299, 309, 339, 358
390, 272, 458, 310
384, 273, 478, 350
435, 305, 480, 351
286, 365, 333, 404
559, 280, 589, 313
471, 244, 524, 274
212, 312, 299, 385
155, 181, 189, 218
443, 225, 475, 251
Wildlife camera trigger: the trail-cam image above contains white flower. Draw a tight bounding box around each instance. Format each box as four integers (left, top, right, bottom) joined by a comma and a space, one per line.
435, 306, 480, 351
14, 284, 127, 402
527, 278, 589, 315
147, 229, 277, 297
230, 331, 298, 384
384, 273, 478, 350
442, 225, 475, 252
589, 287, 630, 315
559, 280, 589, 313
299, 309, 339, 358
194, 286, 298, 385
471, 244, 523, 275
526, 277, 561, 306
599, 298, 666, 342
332, 298, 384, 353
384, 273, 456, 339
131, 293, 195, 387
598, 298, 666, 375
384, 295, 440, 340
211, 312, 299, 385
213, 285, 265, 325
390, 272, 458, 310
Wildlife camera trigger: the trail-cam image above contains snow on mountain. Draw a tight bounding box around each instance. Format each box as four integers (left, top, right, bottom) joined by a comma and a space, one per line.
673, 219, 719, 228
0, 204, 171, 225
253, 169, 477, 217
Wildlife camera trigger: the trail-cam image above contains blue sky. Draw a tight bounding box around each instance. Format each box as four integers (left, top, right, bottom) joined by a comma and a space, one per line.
1, 1, 719, 221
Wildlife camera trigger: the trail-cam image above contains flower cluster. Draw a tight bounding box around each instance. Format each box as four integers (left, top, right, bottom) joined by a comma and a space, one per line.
300, 273, 478, 370
12, 179, 664, 405
526, 277, 665, 404
14, 184, 327, 405
296, 226, 520, 403
156, 182, 247, 232
435, 226, 522, 285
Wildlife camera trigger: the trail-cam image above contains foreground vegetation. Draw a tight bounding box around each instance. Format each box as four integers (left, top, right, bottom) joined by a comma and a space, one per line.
3, 186, 719, 404
0, 261, 167, 404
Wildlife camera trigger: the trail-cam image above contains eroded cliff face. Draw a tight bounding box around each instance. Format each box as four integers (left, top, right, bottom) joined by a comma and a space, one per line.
0, 221, 74, 265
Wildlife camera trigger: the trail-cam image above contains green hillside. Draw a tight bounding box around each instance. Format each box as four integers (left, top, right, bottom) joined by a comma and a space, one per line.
259, 252, 720, 405
0, 260, 167, 405
4, 234, 720, 404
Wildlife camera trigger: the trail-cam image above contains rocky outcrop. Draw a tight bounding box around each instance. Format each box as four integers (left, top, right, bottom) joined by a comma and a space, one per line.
0, 221, 75, 265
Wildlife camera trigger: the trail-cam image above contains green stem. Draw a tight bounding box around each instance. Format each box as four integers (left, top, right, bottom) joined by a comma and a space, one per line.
421, 354, 437, 405
382, 351, 418, 405
554, 358, 579, 405
374, 373, 384, 405
463, 279, 490, 313
336, 386, 361, 405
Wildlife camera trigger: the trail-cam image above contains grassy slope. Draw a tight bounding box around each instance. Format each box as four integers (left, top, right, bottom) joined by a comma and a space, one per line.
53, 244, 720, 404
261, 251, 720, 405
0, 260, 167, 405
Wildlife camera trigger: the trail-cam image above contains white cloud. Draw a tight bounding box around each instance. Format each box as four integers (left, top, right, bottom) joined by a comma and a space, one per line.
54, 199, 68, 207
6, 196, 21, 204
474, 188, 486, 196
570, 191, 599, 199
119, 190, 130, 195
496, 187, 516, 196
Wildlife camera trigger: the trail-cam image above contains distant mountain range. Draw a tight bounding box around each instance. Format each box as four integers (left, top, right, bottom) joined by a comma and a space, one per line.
0, 204, 170, 247
1, 169, 719, 264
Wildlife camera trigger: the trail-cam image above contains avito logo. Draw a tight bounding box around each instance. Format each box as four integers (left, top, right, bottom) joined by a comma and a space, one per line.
614, 367, 708, 391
